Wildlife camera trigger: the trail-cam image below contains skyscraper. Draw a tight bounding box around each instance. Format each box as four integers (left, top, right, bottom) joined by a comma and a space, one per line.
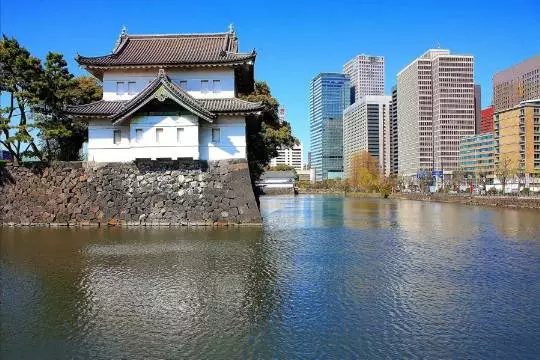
493, 55, 540, 113
397, 49, 475, 177
343, 54, 385, 103
343, 95, 391, 177
389, 86, 399, 175
309, 73, 349, 181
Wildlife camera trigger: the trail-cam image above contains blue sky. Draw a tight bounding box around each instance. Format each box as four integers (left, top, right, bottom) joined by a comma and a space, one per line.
1, 0, 539, 156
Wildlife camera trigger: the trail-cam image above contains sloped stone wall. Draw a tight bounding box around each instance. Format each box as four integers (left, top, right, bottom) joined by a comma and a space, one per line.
0, 159, 261, 226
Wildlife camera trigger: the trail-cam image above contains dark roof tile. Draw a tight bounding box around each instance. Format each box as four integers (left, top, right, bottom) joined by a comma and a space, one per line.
77, 32, 255, 68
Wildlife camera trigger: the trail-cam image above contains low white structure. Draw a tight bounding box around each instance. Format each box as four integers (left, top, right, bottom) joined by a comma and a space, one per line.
68, 27, 263, 162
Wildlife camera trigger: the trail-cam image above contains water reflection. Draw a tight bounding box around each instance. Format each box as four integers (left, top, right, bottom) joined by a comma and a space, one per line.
1, 197, 539, 359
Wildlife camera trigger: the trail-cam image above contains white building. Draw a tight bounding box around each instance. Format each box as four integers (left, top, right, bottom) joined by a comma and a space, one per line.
343, 96, 391, 177
397, 49, 475, 177
269, 142, 304, 170
343, 54, 385, 103
68, 27, 263, 162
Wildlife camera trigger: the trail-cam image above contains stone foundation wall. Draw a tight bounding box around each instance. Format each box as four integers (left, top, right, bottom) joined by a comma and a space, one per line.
0, 159, 262, 226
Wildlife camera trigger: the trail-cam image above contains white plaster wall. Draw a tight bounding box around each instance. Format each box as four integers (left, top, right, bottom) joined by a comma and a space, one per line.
199, 116, 246, 160
129, 114, 199, 160
87, 119, 131, 162
87, 115, 246, 162
102, 68, 235, 101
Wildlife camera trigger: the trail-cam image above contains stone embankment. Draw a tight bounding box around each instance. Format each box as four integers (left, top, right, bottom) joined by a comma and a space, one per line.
393, 193, 540, 210
0, 159, 262, 227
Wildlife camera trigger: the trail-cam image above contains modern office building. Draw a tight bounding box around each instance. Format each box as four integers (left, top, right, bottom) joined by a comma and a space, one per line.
343, 95, 391, 177
389, 86, 399, 175
309, 73, 349, 180
474, 84, 482, 134
480, 106, 494, 134
343, 54, 385, 104
493, 55, 540, 113
494, 99, 540, 178
397, 49, 475, 177
459, 133, 496, 180
269, 142, 304, 170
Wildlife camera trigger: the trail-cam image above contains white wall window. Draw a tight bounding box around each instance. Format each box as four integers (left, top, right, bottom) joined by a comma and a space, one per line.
212, 80, 221, 93
113, 130, 121, 145
156, 128, 163, 143
127, 81, 136, 95
116, 82, 125, 95
179, 80, 188, 90
135, 129, 143, 143
201, 80, 209, 94
211, 128, 221, 143
177, 128, 184, 144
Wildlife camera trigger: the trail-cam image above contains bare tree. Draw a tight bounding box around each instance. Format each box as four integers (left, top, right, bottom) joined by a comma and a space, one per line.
495, 154, 518, 194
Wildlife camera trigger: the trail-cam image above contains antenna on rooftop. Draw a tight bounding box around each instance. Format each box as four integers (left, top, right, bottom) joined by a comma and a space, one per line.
436, 41, 441, 49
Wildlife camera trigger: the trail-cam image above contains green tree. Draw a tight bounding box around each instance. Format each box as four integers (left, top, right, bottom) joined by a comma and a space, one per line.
1, 36, 102, 162
0, 35, 44, 163
240, 81, 296, 180
35, 53, 102, 160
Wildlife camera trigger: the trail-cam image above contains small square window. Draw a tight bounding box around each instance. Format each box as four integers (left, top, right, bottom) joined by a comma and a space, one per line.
211, 128, 220, 143
201, 80, 209, 94
179, 80, 188, 90
156, 128, 163, 143
113, 130, 121, 145
135, 129, 143, 143
127, 81, 136, 95
177, 128, 184, 143
116, 82, 125, 95
212, 80, 220, 93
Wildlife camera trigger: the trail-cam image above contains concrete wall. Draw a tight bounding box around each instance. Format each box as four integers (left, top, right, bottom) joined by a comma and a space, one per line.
0, 160, 261, 226
102, 68, 235, 101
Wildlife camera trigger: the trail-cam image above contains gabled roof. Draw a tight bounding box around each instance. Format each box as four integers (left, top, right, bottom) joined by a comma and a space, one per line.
76, 30, 256, 73
66, 69, 264, 121
111, 69, 216, 124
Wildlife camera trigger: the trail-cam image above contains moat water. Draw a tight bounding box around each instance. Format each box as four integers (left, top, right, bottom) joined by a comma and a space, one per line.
1, 196, 539, 359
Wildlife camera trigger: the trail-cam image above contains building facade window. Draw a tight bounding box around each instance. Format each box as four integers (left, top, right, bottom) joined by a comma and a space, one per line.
113, 130, 121, 145
201, 80, 209, 94
127, 81, 136, 95
116, 82, 125, 95
212, 80, 221, 93
156, 128, 163, 143
177, 128, 184, 144
179, 80, 188, 90
211, 128, 221, 143
135, 129, 143, 143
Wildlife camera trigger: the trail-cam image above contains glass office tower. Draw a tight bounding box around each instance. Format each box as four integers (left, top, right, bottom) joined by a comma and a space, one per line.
309, 73, 349, 181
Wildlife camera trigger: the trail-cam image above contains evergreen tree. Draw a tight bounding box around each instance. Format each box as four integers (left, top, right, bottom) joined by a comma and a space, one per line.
0, 35, 44, 162
240, 81, 296, 180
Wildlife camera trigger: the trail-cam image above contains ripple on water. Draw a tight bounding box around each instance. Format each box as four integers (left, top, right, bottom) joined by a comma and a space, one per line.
1, 196, 539, 359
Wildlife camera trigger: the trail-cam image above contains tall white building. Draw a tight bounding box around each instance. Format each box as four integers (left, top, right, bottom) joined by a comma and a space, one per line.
343, 95, 391, 177
343, 54, 385, 103
397, 49, 475, 177
270, 142, 304, 170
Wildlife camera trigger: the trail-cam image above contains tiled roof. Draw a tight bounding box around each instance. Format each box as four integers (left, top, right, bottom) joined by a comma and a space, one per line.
111, 70, 216, 123
200, 98, 264, 113
76, 32, 256, 68
66, 70, 263, 119
67, 100, 126, 116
